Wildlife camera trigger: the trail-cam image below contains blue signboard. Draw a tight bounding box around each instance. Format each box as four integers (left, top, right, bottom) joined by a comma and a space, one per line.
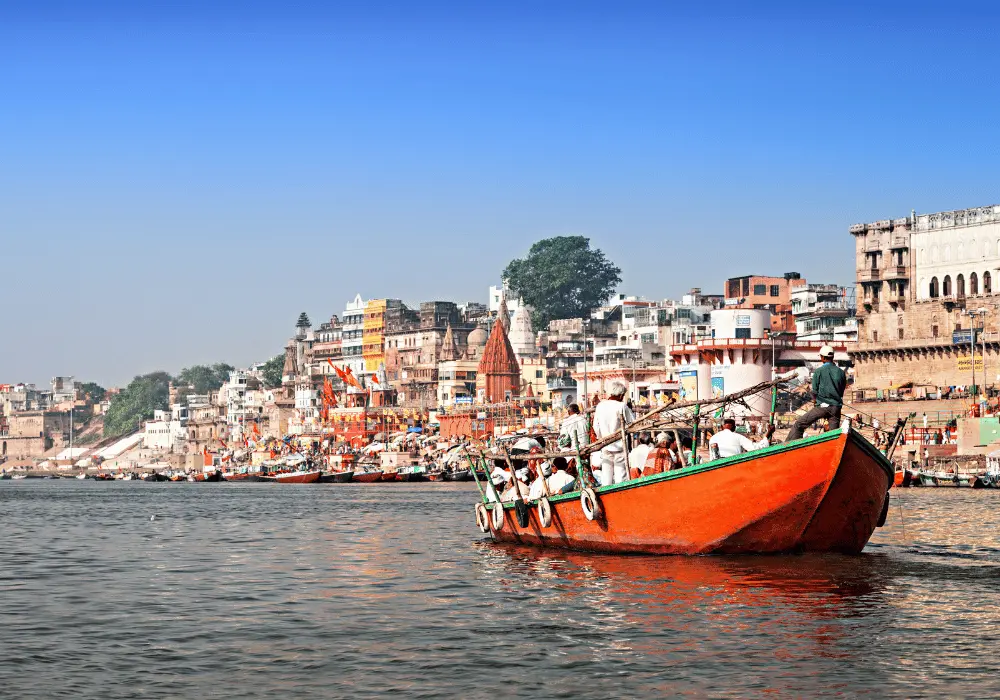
953, 330, 974, 345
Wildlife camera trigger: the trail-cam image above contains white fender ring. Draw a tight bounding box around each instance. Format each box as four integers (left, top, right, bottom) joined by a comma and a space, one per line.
491, 502, 505, 530
580, 487, 602, 521
475, 503, 490, 533
537, 497, 552, 528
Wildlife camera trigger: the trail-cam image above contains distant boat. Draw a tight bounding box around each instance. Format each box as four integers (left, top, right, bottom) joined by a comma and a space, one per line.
444, 469, 473, 482
353, 470, 384, 483
320, 471, 354, 483
261, 470, 321, 484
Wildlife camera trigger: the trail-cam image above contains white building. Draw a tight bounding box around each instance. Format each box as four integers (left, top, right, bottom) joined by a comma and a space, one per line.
791, 284, 857, 342
508, 304, 537, 359
142, 406, 188, 451
912, 204, 1000, 301
342, 294, 367, 380
488, 284, 521, 317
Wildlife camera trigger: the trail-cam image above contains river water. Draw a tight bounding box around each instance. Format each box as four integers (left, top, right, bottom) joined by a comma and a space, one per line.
2, 482, 1000, 698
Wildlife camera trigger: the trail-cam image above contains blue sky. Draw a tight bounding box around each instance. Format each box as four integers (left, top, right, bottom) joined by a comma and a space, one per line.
3, 1, 1000, 387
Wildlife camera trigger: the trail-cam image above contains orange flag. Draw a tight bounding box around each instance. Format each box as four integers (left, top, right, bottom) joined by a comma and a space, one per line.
370, 374, 380, 386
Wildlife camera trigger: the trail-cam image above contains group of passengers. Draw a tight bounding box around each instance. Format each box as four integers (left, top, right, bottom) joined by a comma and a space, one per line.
486, 453, 577, 504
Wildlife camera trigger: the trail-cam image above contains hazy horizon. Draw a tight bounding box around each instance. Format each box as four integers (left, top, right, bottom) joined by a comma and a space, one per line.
4, 1, 1000, 387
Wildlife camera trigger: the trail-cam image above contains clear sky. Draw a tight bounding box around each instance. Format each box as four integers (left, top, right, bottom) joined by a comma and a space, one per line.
3, 1, 1000, 387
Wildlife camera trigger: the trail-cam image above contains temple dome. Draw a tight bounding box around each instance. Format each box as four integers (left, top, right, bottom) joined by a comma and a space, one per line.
467, 327, 488, 347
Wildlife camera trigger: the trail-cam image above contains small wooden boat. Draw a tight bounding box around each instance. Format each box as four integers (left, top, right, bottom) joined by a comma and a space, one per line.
320, 471, 354, 483
444, 469, 473, 482
478, 423, 893, 556
353, 470, 384, 483
142, 473, 170, 482
426, 471, 445, 481
261, 470, 321, 484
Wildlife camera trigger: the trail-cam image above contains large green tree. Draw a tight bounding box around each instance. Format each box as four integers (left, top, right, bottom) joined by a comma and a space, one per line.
103, 372, 172, 437
261, 354, 284, 388
502, 236, 622, 329
176, 363, 234, 394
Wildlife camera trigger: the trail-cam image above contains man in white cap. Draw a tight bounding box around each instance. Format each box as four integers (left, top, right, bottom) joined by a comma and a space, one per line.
787, 345, 847, 441
593, 380, 635, 485
528, 461, 553, 500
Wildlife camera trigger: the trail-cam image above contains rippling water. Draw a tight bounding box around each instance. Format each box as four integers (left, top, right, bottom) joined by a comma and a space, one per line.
3, 482, 1000, 698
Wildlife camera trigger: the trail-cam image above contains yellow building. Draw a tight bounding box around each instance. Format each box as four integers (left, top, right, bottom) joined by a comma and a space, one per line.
363, 299, 387, 373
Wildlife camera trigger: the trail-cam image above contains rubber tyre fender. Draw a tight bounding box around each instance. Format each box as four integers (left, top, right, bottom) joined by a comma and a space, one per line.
475, 503, 491, 533
580, 487, 602, 521
491, 502, 505, 530
876, 491, 890, 528
537, 497, 552, 528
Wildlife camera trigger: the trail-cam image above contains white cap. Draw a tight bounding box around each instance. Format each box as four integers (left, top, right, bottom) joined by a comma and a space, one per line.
655, 432, 669, 445
515, 467, 530, 482
540, 461, 553, 476
819, 345, 834, 358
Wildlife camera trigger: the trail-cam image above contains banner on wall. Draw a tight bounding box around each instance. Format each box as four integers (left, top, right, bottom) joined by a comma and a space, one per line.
679, 370, 698, 400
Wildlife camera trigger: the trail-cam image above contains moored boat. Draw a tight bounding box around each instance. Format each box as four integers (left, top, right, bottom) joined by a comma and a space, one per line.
353, 470, 384, 483
261, 469, 321, 484
320, 471, 354, 483
477, 423, 893, 556
444, 469, 473, 482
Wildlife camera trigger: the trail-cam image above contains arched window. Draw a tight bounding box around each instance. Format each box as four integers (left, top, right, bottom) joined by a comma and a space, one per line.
943, 275, 952, 296
932, 246, 940, 262
986, 241, 991, 258
971, 239, 977, 257
944, 245, 952, 262
971, 272, 979, 295
957, 274, 965, 297
929, 277, 939, 298
958, 243, 964, 260
985, 271, 993, 295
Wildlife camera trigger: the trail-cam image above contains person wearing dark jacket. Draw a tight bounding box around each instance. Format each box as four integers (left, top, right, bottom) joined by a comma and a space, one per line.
787, 346, 847, 441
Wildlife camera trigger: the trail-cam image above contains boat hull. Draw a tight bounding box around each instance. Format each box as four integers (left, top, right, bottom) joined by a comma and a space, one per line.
444, 469, 473, 482
353, 471, 384, 483
487, 428, 892, 556
262, 470, 321, 484
320, 471, 355, 483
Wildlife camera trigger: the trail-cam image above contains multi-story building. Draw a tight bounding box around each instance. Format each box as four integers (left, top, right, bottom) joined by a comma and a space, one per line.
790, 284, 857, 342
724, 273, 806, 332
310, 316, 343, 378
341, 294, 366, 380
850, 204, 1000, 391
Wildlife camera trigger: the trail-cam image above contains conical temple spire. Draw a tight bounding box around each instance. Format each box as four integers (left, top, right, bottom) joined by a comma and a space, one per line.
497, 296, 511, 333
441, 323, 458, 361
477, 313, 521, 403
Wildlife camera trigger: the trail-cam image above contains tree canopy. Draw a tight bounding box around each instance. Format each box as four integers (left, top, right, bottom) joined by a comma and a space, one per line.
502, 236, 622, 329
103, 372, 172, 438
261, 354, 284, 388
78, 382, 106, 404
176, 363, 234, 394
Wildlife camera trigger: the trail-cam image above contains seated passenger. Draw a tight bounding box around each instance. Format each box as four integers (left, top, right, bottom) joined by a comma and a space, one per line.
643, 433, 681, 475
547, 457, 577, 494
708, 419, 774, 460
528, 461, 553, 500
628, 433, 654, 479
502, 466, 531, 502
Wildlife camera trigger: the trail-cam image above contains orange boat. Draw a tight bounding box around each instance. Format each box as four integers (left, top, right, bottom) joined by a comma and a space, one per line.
261, 470, 321, 484
476, 424, 892, 556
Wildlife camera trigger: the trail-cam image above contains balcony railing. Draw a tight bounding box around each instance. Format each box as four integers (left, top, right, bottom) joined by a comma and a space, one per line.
884, 265, 908, 280
859, 269, 881, 282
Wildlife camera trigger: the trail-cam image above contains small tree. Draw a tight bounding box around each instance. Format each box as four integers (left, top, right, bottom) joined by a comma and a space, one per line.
78, 382, 107, 404
503, 236, 622, 329
103, 372, 172, 437
296, 312, 311, 328
261, 355, 285, 388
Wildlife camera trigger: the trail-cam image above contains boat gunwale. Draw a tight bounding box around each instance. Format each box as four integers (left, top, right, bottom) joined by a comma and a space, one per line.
495, 427, 892, 511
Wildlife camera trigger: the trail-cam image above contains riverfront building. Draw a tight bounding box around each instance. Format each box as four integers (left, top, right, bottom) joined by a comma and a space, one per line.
849, 204, 1000, 392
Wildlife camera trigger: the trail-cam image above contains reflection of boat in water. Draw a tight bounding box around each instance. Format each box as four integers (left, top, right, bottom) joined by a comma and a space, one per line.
482, 424, 893, 555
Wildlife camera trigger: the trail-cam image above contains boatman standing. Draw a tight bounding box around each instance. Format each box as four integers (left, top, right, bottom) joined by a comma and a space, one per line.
593, 381, 636, 485
787, 345, 847, 441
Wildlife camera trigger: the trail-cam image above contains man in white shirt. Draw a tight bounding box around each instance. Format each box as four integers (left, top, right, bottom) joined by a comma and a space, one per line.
547, 457, 577, 494
593, 381, 636, 485
528, 461, 553, 500
628, 433, 653, 479
559, 403, 590, 451
709, 418, 773, 460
